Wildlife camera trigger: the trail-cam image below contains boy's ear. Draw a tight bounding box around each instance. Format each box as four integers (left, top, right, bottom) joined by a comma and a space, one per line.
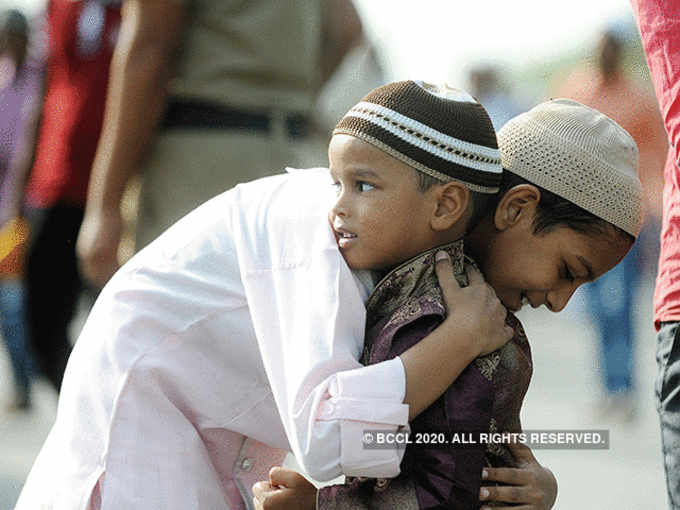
431, 182, 470, 231
494, 184, 541, 230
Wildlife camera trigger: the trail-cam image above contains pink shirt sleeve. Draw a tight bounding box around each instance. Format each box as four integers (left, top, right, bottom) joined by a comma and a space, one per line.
631, 0, 680, 154
235, 170, 409, 481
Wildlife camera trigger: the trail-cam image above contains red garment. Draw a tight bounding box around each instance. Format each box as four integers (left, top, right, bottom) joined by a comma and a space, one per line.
632, 0, 680, 328
25, 0, 120, 209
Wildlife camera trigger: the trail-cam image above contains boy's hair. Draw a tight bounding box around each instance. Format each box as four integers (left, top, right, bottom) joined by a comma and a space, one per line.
497, 98, 643, 239
498, 171, 635, 245
333, 80, 504, 194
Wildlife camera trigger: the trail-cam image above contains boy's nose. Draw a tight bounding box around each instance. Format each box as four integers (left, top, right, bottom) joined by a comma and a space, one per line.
330, 202, 344, 219
546, 285, 577, 313
331, 194, 350, 218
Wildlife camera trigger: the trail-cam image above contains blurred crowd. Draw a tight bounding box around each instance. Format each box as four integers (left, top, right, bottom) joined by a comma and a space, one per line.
0, 0, 379, 412
0, 0, 663, 426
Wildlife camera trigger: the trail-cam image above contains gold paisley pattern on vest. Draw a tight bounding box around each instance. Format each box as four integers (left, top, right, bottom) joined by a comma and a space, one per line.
485, 419, 503, 456
475, 352, 501, 381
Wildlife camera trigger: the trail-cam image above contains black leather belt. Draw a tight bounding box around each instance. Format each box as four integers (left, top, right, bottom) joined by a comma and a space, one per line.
160, 100, 310, 139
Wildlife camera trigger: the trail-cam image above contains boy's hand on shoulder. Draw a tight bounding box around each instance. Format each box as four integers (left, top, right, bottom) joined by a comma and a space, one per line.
435, 253, 513, 357
479, 440, 558, 510
253, 467, 317, 510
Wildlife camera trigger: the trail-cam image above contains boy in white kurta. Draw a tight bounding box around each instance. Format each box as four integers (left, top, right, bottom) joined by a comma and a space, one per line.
16, 81, 512, 510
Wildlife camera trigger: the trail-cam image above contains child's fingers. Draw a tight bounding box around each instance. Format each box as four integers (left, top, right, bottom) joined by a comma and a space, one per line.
480, 482, 542, 508
481, 466, 529, 486
259, 467, 317, 510
464, 263, 515, 345
463, 262, 486, 286
268, 466, 299, 487
481, 463, 555, 510
480, 505, 533, 510
479, 483, 527, 504
252, 480, 277, 510
434, 251, 462, 286
434, 251, 463, 310
505, 439, 538, 467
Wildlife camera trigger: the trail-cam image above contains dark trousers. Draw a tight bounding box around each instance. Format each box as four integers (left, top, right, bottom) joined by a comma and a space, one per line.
657, 321, 680, 509
25, 204, 84, 391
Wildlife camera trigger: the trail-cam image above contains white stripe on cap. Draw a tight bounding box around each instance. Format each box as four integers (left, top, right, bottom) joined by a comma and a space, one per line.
345, 102, 502, 175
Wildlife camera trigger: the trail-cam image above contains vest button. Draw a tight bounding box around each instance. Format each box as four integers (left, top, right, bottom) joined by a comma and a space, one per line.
240, 458, 254, 472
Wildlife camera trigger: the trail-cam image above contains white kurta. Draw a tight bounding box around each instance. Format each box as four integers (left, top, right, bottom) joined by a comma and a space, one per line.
16, 169, 409, 510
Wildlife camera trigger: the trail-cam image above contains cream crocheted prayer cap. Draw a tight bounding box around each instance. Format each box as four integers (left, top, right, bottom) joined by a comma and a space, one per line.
498, 99, 643, 237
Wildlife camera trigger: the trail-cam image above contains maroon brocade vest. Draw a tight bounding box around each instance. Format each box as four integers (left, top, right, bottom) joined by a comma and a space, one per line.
370, 242, 532, 508
318, 242, 533, 510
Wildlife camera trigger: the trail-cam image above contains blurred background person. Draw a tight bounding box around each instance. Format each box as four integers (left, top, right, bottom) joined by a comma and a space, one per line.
552, 21, 667, 421
630, 0, 680, 506
76, 0, 364, 290
466, 63, 526, 130
22, 0, 122, 392
314, 35, 386, 135
0, 7, 41, 411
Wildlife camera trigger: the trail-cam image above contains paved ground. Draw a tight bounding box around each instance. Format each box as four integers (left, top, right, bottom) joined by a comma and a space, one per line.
0, 280, 670, 509
513, 282, 668, 509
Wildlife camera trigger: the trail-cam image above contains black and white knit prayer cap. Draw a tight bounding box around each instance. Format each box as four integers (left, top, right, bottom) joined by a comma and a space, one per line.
333, 80, 503, 194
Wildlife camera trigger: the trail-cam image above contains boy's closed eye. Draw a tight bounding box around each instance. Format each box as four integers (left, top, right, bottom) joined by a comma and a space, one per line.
561, 263, 576, 283
563, 256, 597, 284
